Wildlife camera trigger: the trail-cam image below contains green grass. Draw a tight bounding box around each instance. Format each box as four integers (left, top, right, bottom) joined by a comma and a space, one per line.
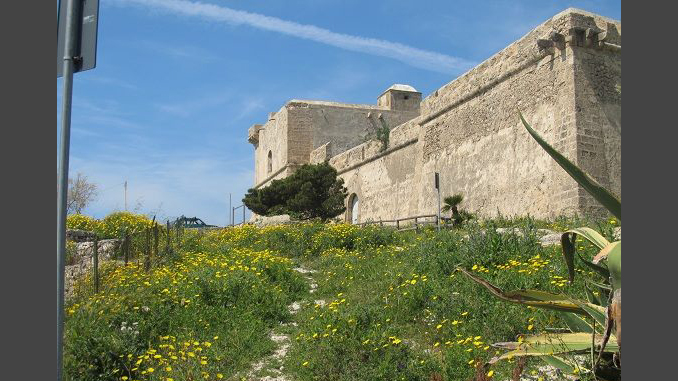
65, 215, 617, 381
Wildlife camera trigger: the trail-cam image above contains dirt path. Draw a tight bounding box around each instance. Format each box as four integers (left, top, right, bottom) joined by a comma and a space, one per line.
239, 266, 321, 381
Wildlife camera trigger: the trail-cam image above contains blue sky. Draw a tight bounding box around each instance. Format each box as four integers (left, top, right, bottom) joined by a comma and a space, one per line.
57, 0, 621, 226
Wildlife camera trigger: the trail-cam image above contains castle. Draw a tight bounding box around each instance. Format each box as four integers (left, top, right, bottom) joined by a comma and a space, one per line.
248, 8, 621, 223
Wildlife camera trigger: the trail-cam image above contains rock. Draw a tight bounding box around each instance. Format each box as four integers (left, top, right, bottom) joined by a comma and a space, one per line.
539, 233, 562, 246
495, 227, 524, 236
614, 226, 621, 240
287, 302, 301, 314
293, 267, 317, 274
75, 239, 122, 262
252, 214, 292, 227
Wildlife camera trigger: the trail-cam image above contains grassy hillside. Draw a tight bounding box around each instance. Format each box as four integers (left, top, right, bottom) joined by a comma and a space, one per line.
65, 216, 618, 381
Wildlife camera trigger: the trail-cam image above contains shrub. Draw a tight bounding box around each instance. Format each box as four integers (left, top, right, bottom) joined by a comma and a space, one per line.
243, 162, 348, 221
66, 214, 99, 232
95, 211, 154, 239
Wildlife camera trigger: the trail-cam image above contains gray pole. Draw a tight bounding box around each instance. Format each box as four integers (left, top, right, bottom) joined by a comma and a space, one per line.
243, 205, 246, 225
435, 172, 441, 232
437, 187, 441, 232
57, 1, 80, 379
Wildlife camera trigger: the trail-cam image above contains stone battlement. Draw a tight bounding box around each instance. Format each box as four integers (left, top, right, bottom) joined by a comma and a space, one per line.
247, 8, 621, 221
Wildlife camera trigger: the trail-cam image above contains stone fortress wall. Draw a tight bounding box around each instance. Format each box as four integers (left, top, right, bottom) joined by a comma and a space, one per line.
248, 8, 621, 222
249, 87, 421, 189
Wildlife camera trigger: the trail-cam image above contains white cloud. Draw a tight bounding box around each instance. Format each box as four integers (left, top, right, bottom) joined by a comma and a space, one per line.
154, 91, 234, 117
235, 97, 266, 120
138, 40, 221, 63
112, 0, 475, 74
81, 75, 140, 90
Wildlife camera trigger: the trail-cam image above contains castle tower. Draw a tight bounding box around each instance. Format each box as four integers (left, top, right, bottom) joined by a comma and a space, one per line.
377, 84, 422, 112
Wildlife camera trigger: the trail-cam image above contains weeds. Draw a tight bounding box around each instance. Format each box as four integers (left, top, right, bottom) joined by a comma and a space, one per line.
65, 215, 617, 381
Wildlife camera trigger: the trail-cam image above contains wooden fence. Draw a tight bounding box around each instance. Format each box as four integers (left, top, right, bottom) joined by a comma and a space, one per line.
355, 214, 453, 232
72, 219, 195, 298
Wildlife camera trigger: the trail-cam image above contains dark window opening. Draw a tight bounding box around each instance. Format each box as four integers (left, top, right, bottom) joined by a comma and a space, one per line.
267, 151, 273, 174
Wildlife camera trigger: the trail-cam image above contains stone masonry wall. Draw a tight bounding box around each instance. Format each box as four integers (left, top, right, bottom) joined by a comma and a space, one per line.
569, 13, 621, 216
330, 8, 620, 222
253, 107, 289, 186
247, 8, 620, 223
254, 100, 419, 188
304, 103, 418, 158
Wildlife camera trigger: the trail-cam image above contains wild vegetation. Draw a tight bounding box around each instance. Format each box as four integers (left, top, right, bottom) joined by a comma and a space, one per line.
455, 114, 621, 380
67, 212, 155, 239
64, 214, 619, 381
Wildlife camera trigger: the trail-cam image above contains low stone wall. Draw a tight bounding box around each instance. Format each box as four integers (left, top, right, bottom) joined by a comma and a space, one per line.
75, 239, 121, 262
65, 238, 122, 300
251, 214, 292, 227
66, 229, 97, 242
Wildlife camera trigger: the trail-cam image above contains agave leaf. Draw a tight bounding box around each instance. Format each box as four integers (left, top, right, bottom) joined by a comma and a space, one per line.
560, 312, 594, 333
523, 332, 619, 351
585, 280, 609, 307
584, 282, 601, 305
457, 267, 587, 314
495, 333, 619, 360
519, 112, 621, 220
561, 233, 577, 283
566, 228, 610, 249
491, 341, 520, 350
583, 277, 612, 292
605, 242, 621, 290
593, 241, 620, 264
574, 301, 608, 328
577, 252, 610, 280
541, 355, 579, 374
561, 227, 611, 283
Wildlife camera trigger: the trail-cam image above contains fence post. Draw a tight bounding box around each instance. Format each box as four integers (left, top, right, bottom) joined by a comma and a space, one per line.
144, 227, 151, 271
124, 229, 129, 266
153, 222, 159, 266
166, 220, 171, 256
93, 235, 99, 293
396, 219, 400, 230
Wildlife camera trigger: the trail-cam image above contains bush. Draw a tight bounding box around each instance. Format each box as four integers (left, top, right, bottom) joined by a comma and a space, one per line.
66, 214, 99, 232
243, 162, 348, 221
95, 211, 154, 239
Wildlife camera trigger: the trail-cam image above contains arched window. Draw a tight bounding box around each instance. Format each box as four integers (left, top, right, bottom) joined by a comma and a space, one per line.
347, 193, 359, 224
267, 151, 273, 174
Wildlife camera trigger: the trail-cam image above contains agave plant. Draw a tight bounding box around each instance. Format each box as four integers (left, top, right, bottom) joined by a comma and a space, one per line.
457, 113, 621, 380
